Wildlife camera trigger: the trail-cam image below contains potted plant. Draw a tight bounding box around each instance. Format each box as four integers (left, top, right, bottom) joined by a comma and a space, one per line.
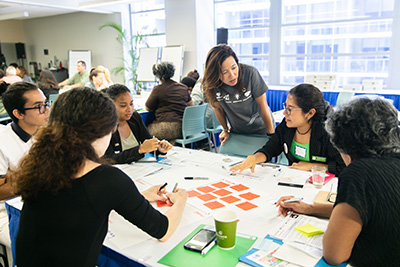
99, 22, 147, 94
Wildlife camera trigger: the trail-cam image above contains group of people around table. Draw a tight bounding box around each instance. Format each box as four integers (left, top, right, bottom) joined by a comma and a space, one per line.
0, 44, 397, 267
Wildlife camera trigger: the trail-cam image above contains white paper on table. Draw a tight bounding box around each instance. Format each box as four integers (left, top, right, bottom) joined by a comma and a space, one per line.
269, 213, 328, 250
276, 168, 310, 187
6, 196, 23, 210
115, 163, 166, 179
284, 241, 323, 258
106, 210, 152, 250
273, 243, 320, 267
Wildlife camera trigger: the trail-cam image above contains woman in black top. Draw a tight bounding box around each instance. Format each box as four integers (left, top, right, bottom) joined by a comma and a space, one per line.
13, 87, 187, 267
104, 84, 172, 164
277, 98, 400, 266
231, 83, 345, 175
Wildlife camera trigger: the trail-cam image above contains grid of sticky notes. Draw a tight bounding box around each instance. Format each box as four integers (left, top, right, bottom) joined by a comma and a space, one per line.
187, 181, 260, 211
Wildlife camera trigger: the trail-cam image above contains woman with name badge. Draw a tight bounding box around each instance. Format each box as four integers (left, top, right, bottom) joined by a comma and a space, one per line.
276, 98, 400, 266
231, 83, 345, 176
202, 44, 275, 146
12, 87, 187, 266
104, 84, 172, 164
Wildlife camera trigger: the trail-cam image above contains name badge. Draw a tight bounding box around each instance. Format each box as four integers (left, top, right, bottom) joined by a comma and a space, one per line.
312, 156, 327, 162
295, 145, 307, 158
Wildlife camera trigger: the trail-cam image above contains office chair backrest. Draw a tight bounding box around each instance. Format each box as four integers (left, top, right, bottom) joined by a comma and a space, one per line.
181, 104, 208, 138
219, 133, 268, 158
336, 91, 355, 106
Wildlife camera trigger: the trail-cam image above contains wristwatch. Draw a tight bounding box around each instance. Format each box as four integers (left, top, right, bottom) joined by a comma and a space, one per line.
223, 128, 230, 133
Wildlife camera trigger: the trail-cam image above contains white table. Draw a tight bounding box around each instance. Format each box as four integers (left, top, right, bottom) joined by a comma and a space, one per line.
7, 147, 338, 267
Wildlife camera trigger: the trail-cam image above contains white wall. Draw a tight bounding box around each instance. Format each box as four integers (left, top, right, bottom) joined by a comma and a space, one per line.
23, 12, 124, 83
165, 0, 214, 79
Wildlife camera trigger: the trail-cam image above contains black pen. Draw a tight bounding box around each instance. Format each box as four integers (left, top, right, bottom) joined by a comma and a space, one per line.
159, 182, 168, 192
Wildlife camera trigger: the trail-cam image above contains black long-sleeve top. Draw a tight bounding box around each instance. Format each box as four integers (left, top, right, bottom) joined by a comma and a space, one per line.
256, 119, 345, 176
104, 111, 153, 164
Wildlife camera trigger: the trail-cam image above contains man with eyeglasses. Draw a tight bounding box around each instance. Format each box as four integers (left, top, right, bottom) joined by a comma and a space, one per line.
0, 82, 49, 262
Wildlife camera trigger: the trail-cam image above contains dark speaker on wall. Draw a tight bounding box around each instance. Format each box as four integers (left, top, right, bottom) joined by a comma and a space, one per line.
217, 28, 228, 45
15, 42, 26, 59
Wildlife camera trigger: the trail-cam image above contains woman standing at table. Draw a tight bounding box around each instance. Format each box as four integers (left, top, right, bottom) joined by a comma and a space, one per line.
276, 98, 400, 266
231, 83, 345, 175
104, 84, 172, 164
202, 44, 275, 145
12, 87, 187, 266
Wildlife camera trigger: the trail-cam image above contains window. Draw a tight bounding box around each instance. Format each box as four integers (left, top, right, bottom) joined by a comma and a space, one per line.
214, 0, 270, 82
281, 0, 395, 86
130, 0, 166, 47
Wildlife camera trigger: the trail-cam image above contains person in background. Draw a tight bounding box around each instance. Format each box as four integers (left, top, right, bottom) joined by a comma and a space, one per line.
8, 63, 18, 69
0, 81, 9, 118
0, 66, 23, 85
95, 65, 113, 87
85, 68, 107, 91
13, 87, 187, 266
16, 66, 33, 83
276, 98, 400, 266
181, 76, 196, 94
58, 60, 89, 89
104, 84, 172, 164
37, 70, 60, 100
0, 70, 5, 79
0, 82, 49, 265
145, 62, 192, 142
187, 69, 200, 82
231, 84, 345, 175
203, 45, 275, 146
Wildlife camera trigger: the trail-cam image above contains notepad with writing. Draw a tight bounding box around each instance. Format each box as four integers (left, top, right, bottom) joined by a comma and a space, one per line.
158, 224, 257, 267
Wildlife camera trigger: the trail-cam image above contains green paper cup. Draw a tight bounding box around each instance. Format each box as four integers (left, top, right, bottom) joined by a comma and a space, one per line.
214, 210, 238, 250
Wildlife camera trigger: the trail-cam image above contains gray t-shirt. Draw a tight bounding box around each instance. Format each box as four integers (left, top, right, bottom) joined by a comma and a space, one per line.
215, 64, 268, 134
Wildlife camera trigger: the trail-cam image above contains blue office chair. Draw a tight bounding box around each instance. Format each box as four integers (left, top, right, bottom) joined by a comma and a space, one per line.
175, 104, 211, 150
49, 93, 59, 105
218, 133, 268, 158
335, 91, 355, 106
206, 108, 223, 152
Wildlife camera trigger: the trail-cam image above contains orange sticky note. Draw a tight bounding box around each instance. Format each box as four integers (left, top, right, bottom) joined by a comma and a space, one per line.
187, 190, 202, 198
198, 193, 217, 202
213, 188, 232, 197
157, 200, 172, 207
212, 181, 230, 188
239, 192, 260, 201
230, 184, 249, 192
197, 186, 216, 193
204, 201, 225, 210
220, 195, 241, 204
236, 201, 257, 211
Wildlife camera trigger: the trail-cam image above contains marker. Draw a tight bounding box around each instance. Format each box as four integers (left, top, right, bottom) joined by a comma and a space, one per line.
273, 168, 282, 177
201, 240, 216, 256
159, 182, 168, 192
284, 197, 303, 203
184, 177, 209, 180
172, 183, 178, 193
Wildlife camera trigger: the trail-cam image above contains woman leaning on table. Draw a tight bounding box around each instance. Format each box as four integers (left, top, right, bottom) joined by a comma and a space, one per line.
276, 98, 400, 266
231, 83, 345, 176
12, 87, 186, 267
202, 44, 275, 145
104, 84, 172, 164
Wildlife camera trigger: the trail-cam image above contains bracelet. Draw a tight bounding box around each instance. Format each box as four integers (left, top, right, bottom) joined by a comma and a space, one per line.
223, 128, 230, 133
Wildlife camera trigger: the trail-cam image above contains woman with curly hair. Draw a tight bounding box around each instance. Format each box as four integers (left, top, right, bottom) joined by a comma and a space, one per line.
145, 62, 192, 142
276, 98, 400, 266
13, 87, 187, 266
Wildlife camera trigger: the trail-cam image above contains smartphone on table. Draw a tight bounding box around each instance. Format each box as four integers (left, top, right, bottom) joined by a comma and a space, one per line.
183, 228, 216, 253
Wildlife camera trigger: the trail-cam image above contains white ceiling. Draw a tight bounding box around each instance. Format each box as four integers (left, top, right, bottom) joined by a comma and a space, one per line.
0, 0, 131, 20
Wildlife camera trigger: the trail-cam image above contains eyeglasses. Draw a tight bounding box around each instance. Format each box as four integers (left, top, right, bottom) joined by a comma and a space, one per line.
282, 103, 302, 116
22, 102, 50, 114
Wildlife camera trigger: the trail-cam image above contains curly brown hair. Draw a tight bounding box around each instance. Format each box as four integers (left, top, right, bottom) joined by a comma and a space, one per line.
12, 87, 117, 202
202, 44, 243, 106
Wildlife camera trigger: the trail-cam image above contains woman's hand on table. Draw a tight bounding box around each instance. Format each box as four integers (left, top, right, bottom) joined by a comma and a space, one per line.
139, 138, 159, 154
275, 196, 312, 217
142, 184, 168, 202
289, 161, 313, 171
166, 188, 187, 206
230, 155, 257, 173
158, 140, 173, 153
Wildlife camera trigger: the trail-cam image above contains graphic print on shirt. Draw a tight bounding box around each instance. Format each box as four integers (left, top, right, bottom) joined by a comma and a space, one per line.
216, 88, 252, 104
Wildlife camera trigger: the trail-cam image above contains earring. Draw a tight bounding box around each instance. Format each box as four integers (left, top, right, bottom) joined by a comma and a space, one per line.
306, 116, 309, 120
